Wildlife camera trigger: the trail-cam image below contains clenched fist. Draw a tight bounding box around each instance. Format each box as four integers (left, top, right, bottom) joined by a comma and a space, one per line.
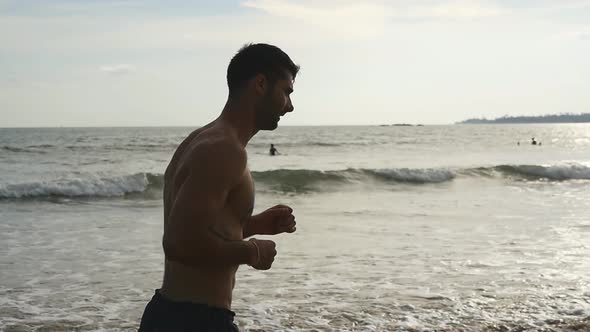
248, 238, 277, 270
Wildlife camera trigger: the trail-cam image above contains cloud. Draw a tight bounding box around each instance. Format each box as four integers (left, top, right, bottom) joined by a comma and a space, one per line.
525, 0, 590, 11
574, 29, 590, 40
0, 9, 384, 55
555, 26, 590, 41
407, 1, 503, 19
100, 64, 136, 75
242, 0, 503, 21
8, 0, 586, 56
570, 26, 590, 40
242, 0, 387, 20
241, 0, 390, 38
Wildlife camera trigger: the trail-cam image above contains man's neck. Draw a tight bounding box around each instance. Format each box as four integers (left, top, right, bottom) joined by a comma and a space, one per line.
219, 98, 258, 147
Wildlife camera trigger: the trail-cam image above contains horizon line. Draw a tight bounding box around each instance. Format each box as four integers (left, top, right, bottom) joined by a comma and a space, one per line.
0, 124, 450, 129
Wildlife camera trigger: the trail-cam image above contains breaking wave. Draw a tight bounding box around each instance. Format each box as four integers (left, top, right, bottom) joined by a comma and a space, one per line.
0, 173, 162, 199
491, 164, 590, 181
1, 163, 588, 199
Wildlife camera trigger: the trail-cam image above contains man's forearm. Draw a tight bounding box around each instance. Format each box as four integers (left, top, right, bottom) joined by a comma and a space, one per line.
164, 234, 256, 268
242, 214, 260, 238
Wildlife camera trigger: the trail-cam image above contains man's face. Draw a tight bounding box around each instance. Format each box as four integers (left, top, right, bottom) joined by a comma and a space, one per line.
256, 73, 294, 131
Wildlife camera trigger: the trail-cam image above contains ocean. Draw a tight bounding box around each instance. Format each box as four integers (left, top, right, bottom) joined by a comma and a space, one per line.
1, 124, 589, 331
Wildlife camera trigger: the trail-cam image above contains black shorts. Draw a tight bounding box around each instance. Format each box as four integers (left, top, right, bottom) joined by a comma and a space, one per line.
138, 290, 239, 332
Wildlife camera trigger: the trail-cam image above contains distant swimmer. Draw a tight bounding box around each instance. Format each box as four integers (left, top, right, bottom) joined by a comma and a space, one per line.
531, 138, 537, 145
269, 143, 279, 156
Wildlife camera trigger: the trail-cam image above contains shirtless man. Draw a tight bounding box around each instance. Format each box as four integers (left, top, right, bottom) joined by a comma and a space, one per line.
138, 43, 299, 331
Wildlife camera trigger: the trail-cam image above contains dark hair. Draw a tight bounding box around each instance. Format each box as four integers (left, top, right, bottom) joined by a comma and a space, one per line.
227, 43, 299, 97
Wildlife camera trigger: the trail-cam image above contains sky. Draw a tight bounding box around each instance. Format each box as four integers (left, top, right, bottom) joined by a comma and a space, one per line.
1, 0, 589, 127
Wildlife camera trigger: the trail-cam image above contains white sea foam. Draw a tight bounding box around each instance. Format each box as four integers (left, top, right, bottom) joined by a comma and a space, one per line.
504, 163, 590, 180
3, 163, 589, 199
0, 173, 158, 198
369, 168, 456, 183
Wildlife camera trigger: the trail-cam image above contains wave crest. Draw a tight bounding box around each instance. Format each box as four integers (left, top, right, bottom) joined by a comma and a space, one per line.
492, 164, 590, 181
2, 163, 587, 199
363, 168, 455, 183
0, 173, 163, 199
252, 168, 455, 193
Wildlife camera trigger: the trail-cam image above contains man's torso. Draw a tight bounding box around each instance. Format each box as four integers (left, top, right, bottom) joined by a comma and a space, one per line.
160, 123, 254, 309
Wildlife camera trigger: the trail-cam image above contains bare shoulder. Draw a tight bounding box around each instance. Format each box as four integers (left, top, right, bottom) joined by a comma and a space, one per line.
179, 125, 246, 175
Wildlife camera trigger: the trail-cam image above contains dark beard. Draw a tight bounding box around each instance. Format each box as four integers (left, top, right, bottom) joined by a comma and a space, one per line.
255, 94, 279, 131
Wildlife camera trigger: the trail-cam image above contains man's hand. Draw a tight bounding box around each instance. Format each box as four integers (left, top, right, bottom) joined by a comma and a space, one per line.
248, 239, 276, 270
249, 204, 296, 236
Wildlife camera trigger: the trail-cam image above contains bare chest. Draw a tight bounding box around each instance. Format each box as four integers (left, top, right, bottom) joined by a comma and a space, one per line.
227, 167, 255, 222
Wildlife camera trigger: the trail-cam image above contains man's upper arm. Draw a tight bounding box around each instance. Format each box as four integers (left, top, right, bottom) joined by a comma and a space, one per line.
164, 139, 246, 258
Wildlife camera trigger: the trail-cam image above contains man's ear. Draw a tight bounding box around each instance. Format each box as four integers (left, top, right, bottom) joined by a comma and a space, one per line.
253, 73, 267, 96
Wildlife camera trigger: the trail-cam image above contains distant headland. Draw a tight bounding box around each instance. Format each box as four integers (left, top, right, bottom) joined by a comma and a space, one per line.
457, 113, 590, 124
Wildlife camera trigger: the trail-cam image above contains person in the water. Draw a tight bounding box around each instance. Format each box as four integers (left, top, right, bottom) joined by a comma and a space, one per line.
269, 144, 279, 156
